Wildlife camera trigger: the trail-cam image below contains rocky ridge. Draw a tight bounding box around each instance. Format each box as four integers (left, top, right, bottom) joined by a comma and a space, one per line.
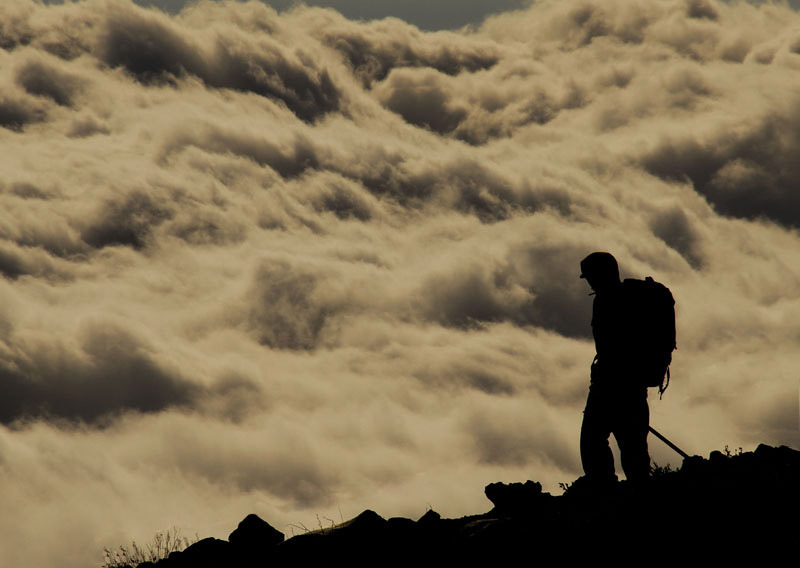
129, 444, 799, 567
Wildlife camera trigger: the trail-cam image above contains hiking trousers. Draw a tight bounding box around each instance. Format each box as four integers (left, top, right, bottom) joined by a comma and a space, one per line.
580, 384, 650, 481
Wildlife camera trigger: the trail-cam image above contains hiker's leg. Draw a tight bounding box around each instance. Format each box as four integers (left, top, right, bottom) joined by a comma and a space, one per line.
615, 391, 650, 481
580, 387, 616, 480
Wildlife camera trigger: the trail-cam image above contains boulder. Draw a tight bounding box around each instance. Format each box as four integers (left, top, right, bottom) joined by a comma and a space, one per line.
155, 538, 230, 568
229, 513, 284, 548
416, 509, 441, 525
485, 480, 545, 514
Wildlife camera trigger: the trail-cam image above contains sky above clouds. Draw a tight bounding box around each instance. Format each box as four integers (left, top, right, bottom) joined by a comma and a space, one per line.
58, 0, 800, 28
44, 0, 536, 30
1, 0, 799, 566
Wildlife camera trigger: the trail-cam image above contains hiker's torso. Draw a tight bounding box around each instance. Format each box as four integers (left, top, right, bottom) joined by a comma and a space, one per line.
590, 285, 647, 388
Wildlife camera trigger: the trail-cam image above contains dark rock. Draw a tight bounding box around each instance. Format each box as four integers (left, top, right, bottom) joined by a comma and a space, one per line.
681, 454, 705, 473
325, 509, 388, 541
386, 516, 420, 547
229, 513, 284, 548
155, 538, 230, 568
755, 443, 800, 466
137, 443, 799, 566
227, 513, 283, 566
709, 449, 727, 463
417, 509, 441, 525
387, 516, 416, 532
275, 509, 389, 564
485, 480, 546, 514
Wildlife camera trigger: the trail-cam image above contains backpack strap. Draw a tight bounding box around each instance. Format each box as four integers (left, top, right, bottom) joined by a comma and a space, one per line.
659, 367, 670, 399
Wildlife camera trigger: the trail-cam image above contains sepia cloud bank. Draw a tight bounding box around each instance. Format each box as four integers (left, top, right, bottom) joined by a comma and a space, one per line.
0, 1, 798, 566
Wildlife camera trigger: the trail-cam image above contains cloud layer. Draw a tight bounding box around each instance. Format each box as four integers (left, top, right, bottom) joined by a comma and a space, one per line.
0, 1, 798, 566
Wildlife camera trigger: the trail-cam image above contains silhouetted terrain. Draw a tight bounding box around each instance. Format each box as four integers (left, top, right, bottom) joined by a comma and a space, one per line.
126, 443, 798, 567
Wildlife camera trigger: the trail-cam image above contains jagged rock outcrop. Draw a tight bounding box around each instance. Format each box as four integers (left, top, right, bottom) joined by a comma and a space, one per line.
137, 444, 799, 567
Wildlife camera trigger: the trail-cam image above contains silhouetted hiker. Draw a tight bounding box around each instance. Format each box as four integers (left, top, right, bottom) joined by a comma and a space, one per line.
578, 252, 676, 486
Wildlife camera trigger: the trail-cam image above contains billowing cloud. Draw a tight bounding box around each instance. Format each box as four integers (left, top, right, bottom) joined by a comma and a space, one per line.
308, 13, 500, 87
640, 100, 800, 226
0, 91, 48, 130
0, 1, 799, 567
0, 318, 200, 424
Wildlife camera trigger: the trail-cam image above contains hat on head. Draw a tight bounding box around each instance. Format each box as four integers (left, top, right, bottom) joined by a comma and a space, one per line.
580, 252, 619, 280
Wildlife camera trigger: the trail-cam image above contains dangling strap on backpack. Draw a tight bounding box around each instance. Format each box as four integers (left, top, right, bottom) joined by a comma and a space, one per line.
659, 367, 670, 399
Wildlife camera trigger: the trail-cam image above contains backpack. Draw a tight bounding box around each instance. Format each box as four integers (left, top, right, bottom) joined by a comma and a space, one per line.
621, 276, 676, 396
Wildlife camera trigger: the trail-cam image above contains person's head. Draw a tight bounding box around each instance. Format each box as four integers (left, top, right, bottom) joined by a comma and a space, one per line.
580, 252, 620, 293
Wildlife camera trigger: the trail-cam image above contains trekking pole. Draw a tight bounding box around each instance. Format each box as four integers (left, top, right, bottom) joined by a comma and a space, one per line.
648, 426, 690, 459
